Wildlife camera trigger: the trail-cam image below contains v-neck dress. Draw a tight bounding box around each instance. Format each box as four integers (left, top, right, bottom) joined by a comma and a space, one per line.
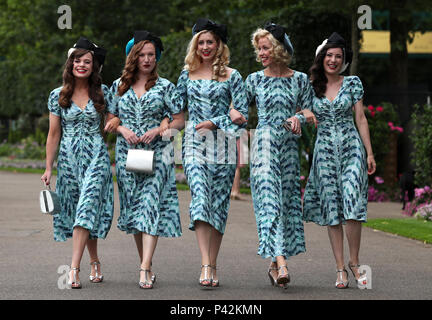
47, 85, 115, 242
246, 70, 312, 259
172, 69, 248, 234
303, 76, 368, 226
110, 77, 181, 237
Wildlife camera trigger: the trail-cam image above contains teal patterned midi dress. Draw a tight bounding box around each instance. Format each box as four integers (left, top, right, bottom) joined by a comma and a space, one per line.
303, 76, 368, 226
110, 77, 181, 237
172, 69, 248, 234
246, 70, 312, 259
47, 85, 114, 242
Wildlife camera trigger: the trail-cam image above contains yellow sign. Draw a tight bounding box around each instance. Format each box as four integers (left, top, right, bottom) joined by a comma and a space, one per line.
360, 30, 432, 54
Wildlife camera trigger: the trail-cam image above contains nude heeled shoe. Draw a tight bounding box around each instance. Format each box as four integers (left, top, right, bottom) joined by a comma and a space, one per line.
277, 265, 291, 285
211, 265, 219, 287
268, 266, 287, 289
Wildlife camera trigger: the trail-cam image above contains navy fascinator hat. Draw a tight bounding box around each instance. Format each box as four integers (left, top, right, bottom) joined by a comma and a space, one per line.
67, 37, 107, 67
315, 32, 353, 73
264, 22, 294, 56
192, 18, 228, 44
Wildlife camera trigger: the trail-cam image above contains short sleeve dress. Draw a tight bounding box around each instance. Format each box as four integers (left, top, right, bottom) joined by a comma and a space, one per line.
110, 77, 181, 237
303, 76, 368, 226
172, 69, 248, 234
246, 70, 312, 259
47, 85, 114, 242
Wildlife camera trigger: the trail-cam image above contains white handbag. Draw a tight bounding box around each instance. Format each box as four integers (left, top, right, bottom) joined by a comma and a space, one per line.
39, 184, 61, 215
125, 149, 155, 174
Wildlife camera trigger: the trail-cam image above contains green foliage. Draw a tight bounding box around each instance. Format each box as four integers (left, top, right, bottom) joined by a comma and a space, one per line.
411, 104, 432, 186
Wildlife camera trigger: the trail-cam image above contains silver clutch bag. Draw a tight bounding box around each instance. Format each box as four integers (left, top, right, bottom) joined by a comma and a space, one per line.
40, 184, 61, 215
125, 149, 155, 174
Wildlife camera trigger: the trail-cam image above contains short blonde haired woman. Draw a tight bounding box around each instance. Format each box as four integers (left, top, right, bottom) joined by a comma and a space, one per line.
246, 23, 316, 289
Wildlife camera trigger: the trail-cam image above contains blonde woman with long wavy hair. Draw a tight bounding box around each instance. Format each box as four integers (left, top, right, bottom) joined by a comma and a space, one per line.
172, 18, 248, 287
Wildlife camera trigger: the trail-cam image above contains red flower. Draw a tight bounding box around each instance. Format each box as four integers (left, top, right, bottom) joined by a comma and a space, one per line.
367, 105, 374, 111
370, 111, 375, 117
376, 106, 383, 112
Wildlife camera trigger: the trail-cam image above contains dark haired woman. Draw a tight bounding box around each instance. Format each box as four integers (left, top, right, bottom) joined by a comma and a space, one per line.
41, 37, 118, 289
109, 31, 184, 289
245, 23, 316, 289
303, 32, 376, 289
172, 18, 248, 287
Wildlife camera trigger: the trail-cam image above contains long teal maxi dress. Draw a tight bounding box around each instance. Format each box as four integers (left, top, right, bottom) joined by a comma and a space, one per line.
303, 76, 368, 226
246, 70, 312, 259
172, 69, 248, 234
110, 77, 182, 237
47, 85, 114, 242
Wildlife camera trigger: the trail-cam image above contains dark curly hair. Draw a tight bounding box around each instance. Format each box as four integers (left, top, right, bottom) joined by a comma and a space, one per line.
309, 43, 346, 98
58, 48, 105, 113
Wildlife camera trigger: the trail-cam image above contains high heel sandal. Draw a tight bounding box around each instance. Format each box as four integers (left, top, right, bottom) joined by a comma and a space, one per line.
268, 266, 287, 289
89, 261, 103, 283
277, 265, 290, 285
210, 265, 219, 287
139, 268, 154, 289
68, 267, 82, 289
199, 264, 212, 287
348, 263, 367, 289
335, 267, 349, 289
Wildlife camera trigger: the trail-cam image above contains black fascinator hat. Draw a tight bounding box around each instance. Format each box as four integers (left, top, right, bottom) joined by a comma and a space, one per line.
192, 18, 228, 44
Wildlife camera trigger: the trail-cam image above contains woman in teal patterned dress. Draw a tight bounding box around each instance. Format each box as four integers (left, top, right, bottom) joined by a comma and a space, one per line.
245, 23, 316, 288
108, 31, 184, 289
172, 18, 248, 287
303, 33, 376, 289
41, 37, 118, 288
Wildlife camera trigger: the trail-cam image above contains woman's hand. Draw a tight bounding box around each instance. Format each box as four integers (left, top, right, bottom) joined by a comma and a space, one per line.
104, 116, 121, 133
195, 120, 217, 135
119, 127, 140, 145
159, 117, 170, 137
299, 109, 318, 127
285, 116, 301, 135
41, 169, 52, 186
141, 127, 161, 144
229, 108, 247, 125
367, 155, 376, 175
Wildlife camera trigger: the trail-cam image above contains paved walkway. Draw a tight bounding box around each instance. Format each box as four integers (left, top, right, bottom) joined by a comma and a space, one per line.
0, 171, 431, 300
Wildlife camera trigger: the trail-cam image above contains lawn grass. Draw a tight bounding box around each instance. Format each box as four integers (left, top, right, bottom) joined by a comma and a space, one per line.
364, 218, 432, 244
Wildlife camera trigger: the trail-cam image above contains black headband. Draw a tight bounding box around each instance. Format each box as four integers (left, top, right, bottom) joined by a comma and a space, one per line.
264, 22, 294, 55
71, 37, 107, 66
192, 18, 228, 44
133, 30, 164, 53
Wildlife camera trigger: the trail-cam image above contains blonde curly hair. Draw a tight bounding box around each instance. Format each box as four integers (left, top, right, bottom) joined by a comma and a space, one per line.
184, 30, 230, 81
252, 28, 292, 66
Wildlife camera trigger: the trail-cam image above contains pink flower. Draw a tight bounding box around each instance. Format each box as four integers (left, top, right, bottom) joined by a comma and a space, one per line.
388, 122, 394, 127
374, 176, 384, 184
367, 105, 374, 111
424, 186, 431, 192
415, 188, 425, 198
395, 126, 404, 133
300, 176, 305, 180
376, 106, 383, 112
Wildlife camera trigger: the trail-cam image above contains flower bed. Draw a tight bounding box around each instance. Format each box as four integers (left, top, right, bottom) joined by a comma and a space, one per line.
403, 186, 432, 222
